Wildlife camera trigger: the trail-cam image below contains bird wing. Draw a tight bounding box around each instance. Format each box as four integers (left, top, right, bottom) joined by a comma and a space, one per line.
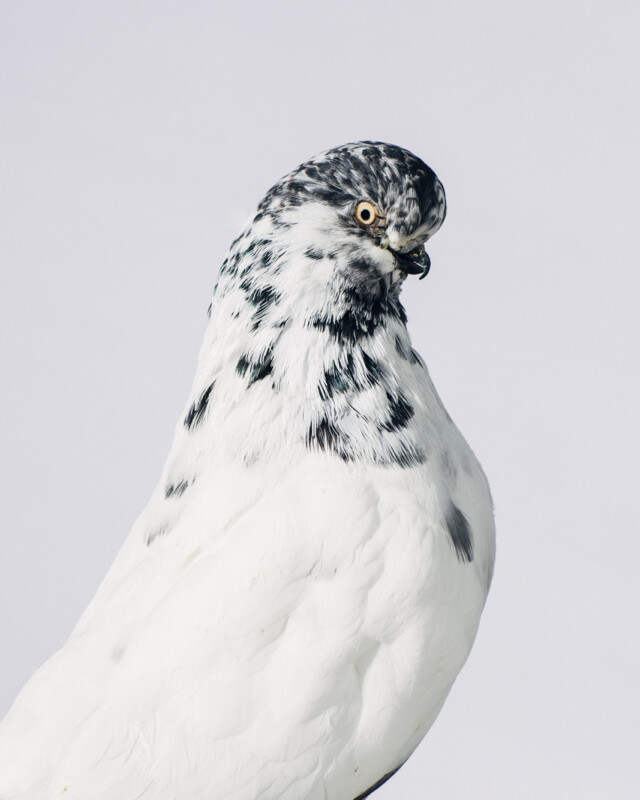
0, 454, 486, 800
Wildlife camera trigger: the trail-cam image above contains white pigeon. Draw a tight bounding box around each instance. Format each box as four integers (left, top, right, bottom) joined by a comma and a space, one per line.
0, 141, 495, 800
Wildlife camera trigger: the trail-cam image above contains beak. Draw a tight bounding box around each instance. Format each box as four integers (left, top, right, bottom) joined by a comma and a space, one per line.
390, 243, 431, 280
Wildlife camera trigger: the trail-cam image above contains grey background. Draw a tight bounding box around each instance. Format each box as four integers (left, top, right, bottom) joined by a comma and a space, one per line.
1, 1, 638, 797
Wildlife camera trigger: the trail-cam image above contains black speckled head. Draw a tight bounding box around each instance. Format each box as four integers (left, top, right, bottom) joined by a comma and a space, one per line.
255, 141, 446, 254
211, 140, 448, 360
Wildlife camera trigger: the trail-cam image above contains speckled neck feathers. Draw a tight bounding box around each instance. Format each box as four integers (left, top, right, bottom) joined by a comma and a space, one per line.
170, 143, 448, 472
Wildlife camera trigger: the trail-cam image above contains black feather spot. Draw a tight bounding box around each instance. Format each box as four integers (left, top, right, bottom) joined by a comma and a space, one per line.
242, 238, 271, 257
362, 352, 383, 385
310, 285, 406, 344
261, 250, 274, 268
446, 504, 474, 563
376, 441, 427, 468
184, 383, 214, 430
165, 479, 190, 499
319, 366, 348, 400
219, 254, 239, 278
306, 418, 352, 462
237, 349, 274, 387
381, 391, 414, 433
241, 284, 281, 330
236, 356, 250, 378
146, 526, 168, 546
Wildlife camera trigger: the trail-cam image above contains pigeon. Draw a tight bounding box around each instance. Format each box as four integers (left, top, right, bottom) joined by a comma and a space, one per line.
0, 141, 496, 800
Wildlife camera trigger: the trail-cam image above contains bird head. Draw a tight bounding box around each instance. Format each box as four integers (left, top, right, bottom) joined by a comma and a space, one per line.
253, 141, 446, 283
211, 142, 447, 345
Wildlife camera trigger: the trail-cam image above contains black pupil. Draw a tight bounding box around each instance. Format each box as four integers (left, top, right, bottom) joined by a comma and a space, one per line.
360, 208, 371, 221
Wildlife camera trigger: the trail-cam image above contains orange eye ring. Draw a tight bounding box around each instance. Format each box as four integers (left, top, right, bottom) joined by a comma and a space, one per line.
354, 200, 378, 226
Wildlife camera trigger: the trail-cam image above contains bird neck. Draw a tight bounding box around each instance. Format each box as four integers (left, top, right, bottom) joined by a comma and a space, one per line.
165, 224, 444, 471
173, 307, 435, 475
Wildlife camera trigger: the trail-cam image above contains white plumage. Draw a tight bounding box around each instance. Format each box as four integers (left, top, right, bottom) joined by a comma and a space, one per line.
0, 142, 495, 800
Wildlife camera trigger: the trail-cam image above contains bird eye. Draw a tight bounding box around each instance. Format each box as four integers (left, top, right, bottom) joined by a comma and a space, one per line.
354, 201, 378, 226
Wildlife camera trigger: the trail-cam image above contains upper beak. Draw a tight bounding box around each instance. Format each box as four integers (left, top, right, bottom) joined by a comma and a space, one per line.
390, 243, 431, 280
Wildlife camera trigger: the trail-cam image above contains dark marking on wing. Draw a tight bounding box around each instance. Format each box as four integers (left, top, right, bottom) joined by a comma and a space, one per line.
374, 440, 427, 468
184, 383, 215, 430
446, 503, 474, 562
146, 526, 168, 546
352, 762, 404, 800
165, 479, 189, 499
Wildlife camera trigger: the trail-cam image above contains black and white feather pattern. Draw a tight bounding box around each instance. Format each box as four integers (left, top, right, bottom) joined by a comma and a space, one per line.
0, 141, 495, 800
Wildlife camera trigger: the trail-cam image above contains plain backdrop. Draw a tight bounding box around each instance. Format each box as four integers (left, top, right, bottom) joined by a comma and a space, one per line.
1, 2, 639, 797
